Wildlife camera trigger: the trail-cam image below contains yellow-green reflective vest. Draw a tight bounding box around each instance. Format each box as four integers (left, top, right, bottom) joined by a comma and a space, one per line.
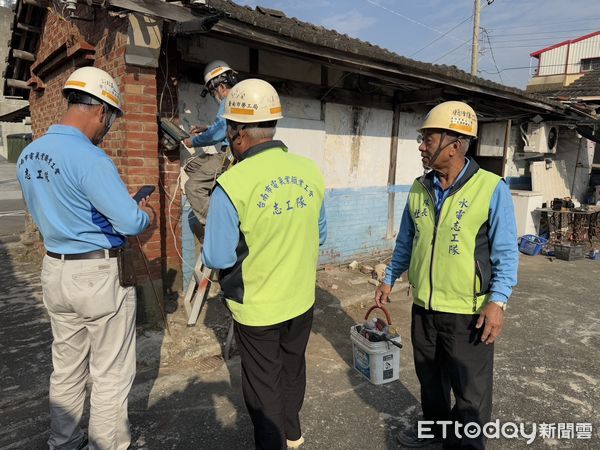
408, 165, 501, 314
217, 143, 325, 326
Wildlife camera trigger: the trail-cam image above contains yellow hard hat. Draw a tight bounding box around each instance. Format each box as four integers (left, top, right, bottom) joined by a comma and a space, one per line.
419, 101, 477, 138
222, 78, 283, 124
63, 66, 123, 116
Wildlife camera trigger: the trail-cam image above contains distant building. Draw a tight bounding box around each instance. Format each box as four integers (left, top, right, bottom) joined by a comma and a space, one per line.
0, 5, 30, 159
527, 31, 600, 94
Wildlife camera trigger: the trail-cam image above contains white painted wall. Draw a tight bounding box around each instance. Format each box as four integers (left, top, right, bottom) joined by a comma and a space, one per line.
538, 45, 568, 76
555, 129, 595, 201
504, 124, 528, 179
567, 34, 600, 74
396, 111, 426, 185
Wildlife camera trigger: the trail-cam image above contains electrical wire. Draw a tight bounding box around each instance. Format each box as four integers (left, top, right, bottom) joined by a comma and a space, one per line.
432, 39, 472, 64
487, 21, 600, 31
428, 0, 495, 64
486, 27, 600, 37
482, 28, 503, 83
364, 0, 466, 44
410, 14, 473, 57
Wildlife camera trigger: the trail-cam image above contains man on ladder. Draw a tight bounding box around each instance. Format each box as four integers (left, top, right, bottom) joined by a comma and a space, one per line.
182, 60, 237, 227
182, 60, 237, 326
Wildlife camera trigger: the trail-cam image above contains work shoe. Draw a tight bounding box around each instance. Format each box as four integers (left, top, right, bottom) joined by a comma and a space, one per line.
286, 436, 304, 448
396, 426, 442, 448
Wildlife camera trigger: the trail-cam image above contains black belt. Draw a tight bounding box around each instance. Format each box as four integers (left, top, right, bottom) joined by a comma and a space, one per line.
47, 249, 122, 260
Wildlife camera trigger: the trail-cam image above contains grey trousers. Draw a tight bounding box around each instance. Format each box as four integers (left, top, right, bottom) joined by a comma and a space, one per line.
184, 153, 227, 224
41, 254, 136, 450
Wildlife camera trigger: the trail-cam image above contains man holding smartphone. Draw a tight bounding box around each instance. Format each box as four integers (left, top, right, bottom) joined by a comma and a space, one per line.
16, 67, 152, 450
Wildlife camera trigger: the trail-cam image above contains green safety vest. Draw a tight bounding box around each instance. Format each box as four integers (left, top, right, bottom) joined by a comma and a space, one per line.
407, 163, 501, 314
217, 142, 325, 326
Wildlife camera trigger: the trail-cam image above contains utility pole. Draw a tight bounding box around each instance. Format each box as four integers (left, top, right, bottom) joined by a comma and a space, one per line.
470, 0, 481, 76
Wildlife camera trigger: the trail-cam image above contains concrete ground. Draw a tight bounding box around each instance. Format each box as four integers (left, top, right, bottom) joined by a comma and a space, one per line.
0, 159, 25, 243
1, 243, 599, 449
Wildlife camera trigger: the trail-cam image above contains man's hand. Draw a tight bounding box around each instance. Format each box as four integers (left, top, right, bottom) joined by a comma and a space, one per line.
138, 197, 155, 224
190, 124, 208, 134
374, 283, 392, 308
476, 302, 505, 345
182, 138, 193, 148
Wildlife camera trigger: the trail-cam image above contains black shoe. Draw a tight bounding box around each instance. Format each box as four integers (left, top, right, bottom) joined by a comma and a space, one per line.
396, 426, 442, 448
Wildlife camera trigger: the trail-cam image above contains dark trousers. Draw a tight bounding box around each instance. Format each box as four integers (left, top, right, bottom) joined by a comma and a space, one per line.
234, 306, 313, 450
411, 304, 494, 450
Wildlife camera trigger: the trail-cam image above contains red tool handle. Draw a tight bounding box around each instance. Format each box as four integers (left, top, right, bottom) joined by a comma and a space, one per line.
364, 305, 393, 325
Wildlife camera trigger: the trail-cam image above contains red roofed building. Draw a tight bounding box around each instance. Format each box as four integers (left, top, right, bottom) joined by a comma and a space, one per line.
527, 30, 600, 93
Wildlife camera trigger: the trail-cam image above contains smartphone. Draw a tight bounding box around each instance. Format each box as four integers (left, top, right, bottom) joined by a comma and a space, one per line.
133, 185, 155, 203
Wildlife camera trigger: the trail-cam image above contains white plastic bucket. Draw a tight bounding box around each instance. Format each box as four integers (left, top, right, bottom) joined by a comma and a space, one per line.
350, 325, 401, 385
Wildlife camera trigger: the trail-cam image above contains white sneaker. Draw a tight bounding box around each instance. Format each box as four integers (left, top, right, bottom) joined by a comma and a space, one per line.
286, 436, 304, 448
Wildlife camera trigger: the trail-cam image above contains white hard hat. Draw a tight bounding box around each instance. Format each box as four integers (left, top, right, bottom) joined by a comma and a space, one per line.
203, 60, 233, 85
222, 78, 283, 124
63, 66, 123, 116
419, 101, 478, 138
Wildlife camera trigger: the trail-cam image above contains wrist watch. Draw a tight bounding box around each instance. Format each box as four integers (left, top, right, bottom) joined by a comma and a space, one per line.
490, 300, 507, 311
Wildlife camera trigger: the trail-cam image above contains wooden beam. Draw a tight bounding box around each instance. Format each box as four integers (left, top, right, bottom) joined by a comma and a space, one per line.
7, 79, 29, 89
22, 0, 49, 7
16, 22, 41, 34
387, 101, 402, 239
190, 65, 396, 110
501, 119, 512, 178
12, 49, 35, 62
398, 88, 444, 104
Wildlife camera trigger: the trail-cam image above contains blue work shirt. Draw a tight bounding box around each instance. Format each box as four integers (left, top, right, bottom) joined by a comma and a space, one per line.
202, 186, 328, 269
384, 159, 518, 303
16, 125, 149, 254
191, 100, 228, 150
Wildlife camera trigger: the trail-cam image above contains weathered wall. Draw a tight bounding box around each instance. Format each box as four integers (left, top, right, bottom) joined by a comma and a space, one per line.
177, 47, 425, 274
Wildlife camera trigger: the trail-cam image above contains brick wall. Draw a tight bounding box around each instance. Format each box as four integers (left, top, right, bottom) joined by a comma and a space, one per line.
29, 10, 168, 285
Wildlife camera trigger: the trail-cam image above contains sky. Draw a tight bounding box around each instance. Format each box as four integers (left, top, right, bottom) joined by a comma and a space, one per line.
236, 0, 600, 89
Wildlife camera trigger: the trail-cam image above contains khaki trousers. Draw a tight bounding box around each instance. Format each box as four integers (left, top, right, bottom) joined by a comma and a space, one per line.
41, 254, 136, 450
184, 153, 227, 224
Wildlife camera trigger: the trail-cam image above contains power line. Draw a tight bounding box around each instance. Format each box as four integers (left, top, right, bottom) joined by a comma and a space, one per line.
483, 61, 594, 74
410, 0, 495, 58
432, 39, 472, 63
410, 14, 473, 57
489, 35, 597, 44
364, 0, 465, 44
485, 27, 599, 37
482, 28, 504, 83
487, 18, 600, 30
